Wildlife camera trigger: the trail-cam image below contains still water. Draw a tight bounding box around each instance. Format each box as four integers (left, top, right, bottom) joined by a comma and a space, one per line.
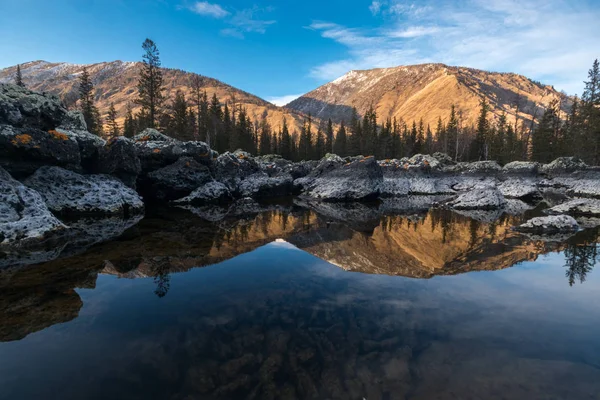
1, 203, 599, 399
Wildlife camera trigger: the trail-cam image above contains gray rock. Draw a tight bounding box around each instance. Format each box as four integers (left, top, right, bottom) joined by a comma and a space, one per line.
453, 160, 502, 174
545, 198, 600, 217
238, 173, 293, 198
515, 215, 579, 234
142, 157, 213, 201
54, 127, 105, 170
0, 124, 82, 177
25, 166, 144, 216
301, 156, 382, 201
446, 187, 506, 210
498, 178, 541, 200
96, 136, 141, 188
0, 166, 67, 246
541, 157, 587, 175
0, 83, 67, 130
57, 110, 88, 131
214, 150, 261, 191
173, 181, 233, 206
502, 161, 540, 175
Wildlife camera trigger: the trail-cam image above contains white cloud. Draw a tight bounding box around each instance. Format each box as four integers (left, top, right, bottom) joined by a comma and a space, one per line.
189, 1, 229, 18
266, 93, 304, 106
309, 0, 600, 95
369, 1, 382, 15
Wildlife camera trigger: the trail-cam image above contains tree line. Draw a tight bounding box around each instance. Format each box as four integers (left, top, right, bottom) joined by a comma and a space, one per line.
17, 39, 598, 164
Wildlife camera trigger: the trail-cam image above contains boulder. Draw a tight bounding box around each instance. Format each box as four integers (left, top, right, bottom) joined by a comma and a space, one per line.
134, 128, 213, 172
498, 178, 541, 201
173, 181, 233, 206
515, 215, 579, 234
446, 187, 506, 210
57, 110, 88, 131
0, 83, 67, 130
96, 136, 141, 188
454, 160, 502, 174
541, 157, 587, 175
301, 156, 382, 201
0, 124, 81, 177
24, 166, 144, 216
286, 160, 318, 179
54, 127, 105, 170
545, 198, 600, 217
238, 173, 293, 198
0, 166, 67, 246
502, 161, 540, 175
141, 157, 213, 201
214, 150, 261, 191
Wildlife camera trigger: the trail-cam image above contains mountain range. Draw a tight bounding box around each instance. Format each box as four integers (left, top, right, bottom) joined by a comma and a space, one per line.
0, 60, 571, 133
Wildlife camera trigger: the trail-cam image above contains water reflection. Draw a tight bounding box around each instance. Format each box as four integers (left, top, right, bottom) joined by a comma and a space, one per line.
0, 203, 600, 399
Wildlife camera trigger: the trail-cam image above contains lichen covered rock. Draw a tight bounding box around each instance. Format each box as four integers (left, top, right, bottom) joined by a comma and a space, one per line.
446, 187, 506, 210
498, 178, 541, 200
142, 157, 213, 201
515, 215, 579, 234
25, 166, 144, 216
173, 181, 233, 206
0, 83, 68, 130
0, 167, 67, 246
545, 198, 600, 217
96, 136, 141, 188
238, 173, 293, 198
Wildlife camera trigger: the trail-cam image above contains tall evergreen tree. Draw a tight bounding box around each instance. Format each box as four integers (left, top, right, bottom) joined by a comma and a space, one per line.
137, 38, 164, 129
78, 66, 101, 135
447, 105, 459, 160
259, 117, 272, 155
334, 122, 347, 157
325, 118, 334, 154
532, 101, 560, 163
279, 118, 292, 160
106, 102, 120, 137
348, 107, 362, 156
169, 90, 191, 140
15, 64, 25, 88
315, 125, 325, 159
123, 103, 136, 138
470, 97, 490, 160
582, 59, 600, 164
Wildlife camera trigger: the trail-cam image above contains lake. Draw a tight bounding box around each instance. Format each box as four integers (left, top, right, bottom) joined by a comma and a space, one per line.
1, 202, 599, 399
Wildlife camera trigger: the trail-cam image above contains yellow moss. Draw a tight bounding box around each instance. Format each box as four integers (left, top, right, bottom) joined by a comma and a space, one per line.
365, 155, 373, 159
48, 130, 69, 141
139, 135, 150, 141
153, 149, 161, 154
11, 134, 33, 146
238, 154, 247, 159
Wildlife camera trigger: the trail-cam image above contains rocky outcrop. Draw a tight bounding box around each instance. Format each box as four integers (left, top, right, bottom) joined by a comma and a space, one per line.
541, 157, 587, 175
214, 150, 261, 192
173, 181, 233, 206
503, 161, 540, 175
0, 84, 68, 130
24, 166, 144, 216
238, 173, 293, 199
497, 178, 541, 201
140, 157, 213, 201
299, 156, 382, 201
446, 187, 507, 210
515, 215, 579, 234
96, 136, 141, 188
0, 167, 67, 246
134, 128, 213, 172
545, 198, 600, 217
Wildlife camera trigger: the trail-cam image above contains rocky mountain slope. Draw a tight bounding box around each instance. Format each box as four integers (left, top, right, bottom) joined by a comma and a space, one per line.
0, 61, 308, 132
287, 63, 571, 129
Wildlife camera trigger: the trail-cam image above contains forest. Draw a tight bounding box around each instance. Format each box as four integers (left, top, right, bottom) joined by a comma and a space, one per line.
13, 39, 600, 165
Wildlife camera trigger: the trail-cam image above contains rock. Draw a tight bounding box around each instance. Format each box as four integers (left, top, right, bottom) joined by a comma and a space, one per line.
502, 161, 540, 175
238, 173, 293, 198
54, 127, 105, 170
545, 198, 600, 217
504, 199, 537, 215
286, 160, 317, 180
0, 83, 67, 130
141, 157, 213, 201
541, 157, 587, 174
301, 156, 382, 201
24, 166, 144, 216
173, 181, 233, 206
454, 160, 502, 174
408, 154, 443, 170
497, 178, 541, 201
515, 215, 579, 234
214, 151, 261, 191
452, 209, 504, 223
446, 187, 506, 210
57, 110, 88, 131
96, 136, 141, 188
0, 166, 67, 246
432, 152, 456, 166
134, 128, 213, 172
0, 124, 81, 177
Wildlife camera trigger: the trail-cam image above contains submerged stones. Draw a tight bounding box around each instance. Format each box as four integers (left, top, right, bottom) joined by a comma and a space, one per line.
446, 188, 507, 210
545, 198, 600, 217
173, 181, 233, 206
24, 166, 144, 216
516, 215, 580, 234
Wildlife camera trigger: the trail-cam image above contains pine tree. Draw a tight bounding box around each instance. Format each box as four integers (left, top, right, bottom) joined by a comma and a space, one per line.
106, 102, 120, 137
298, 115, 312, 160
348, 107, 362, 156
259, 117, 272, 155
169, 90, 191, 140
425, 124, 433, 155
532, 101, 560, 163
325, 118, 334, 154
447, 105, 459, 160
209, 93, 222, 147
334, 122, 347, 157
137, 38, 164, 129
315, 125, 325, 159
15, 64, 25, 88
279, 118, 291, 160
78, 67, 101, 135
123, 103, 136, 138
470, 97, 490, 160
582, 59, 600, 164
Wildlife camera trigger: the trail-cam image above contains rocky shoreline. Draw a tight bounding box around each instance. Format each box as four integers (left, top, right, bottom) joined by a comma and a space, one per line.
2, 83, 600, 251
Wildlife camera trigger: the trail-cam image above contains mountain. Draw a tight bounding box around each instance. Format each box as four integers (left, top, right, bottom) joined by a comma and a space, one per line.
286, 63, 572, 129
0, 60, 308, 133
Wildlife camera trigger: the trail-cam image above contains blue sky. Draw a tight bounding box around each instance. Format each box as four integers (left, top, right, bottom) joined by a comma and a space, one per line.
0, 0, 599, 104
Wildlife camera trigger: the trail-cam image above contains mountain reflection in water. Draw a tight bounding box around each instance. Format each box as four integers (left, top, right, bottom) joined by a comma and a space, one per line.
1, 204, 599, 399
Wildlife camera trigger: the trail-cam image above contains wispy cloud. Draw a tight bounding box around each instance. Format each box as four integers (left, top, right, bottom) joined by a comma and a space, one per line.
309, 0, 600, 95
266, 93, 304, 106
188, 1, 229, 18
186, 3, 276, 38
